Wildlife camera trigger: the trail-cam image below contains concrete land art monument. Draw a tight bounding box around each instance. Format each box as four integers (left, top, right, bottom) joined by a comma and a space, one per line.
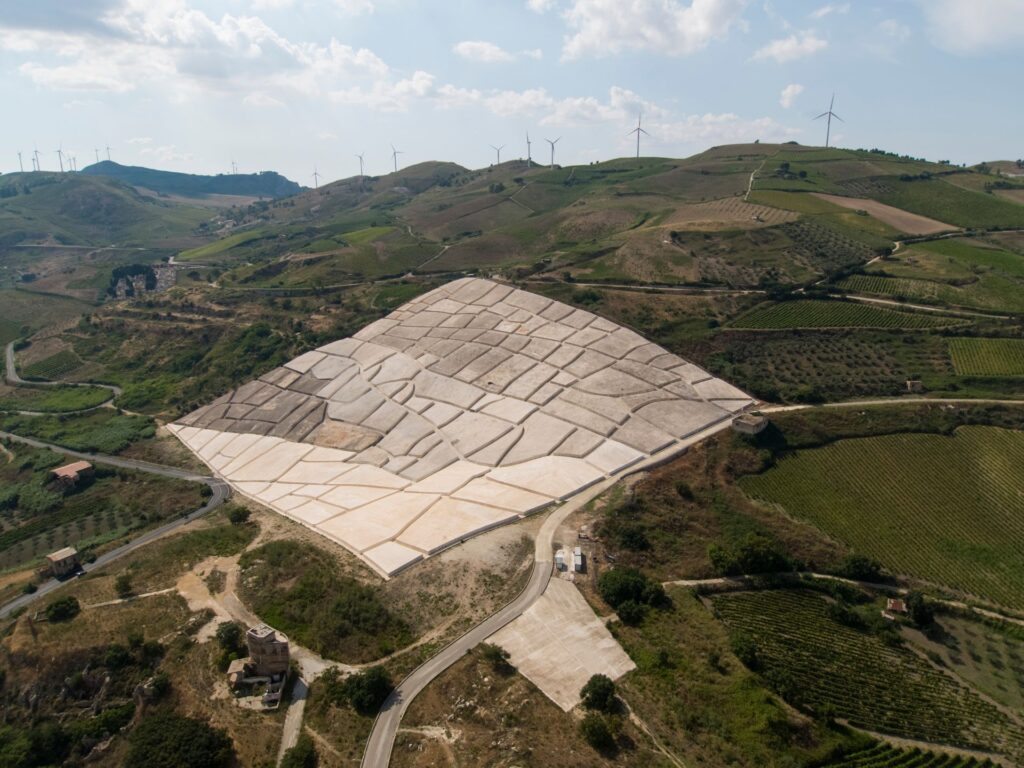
170, 278, 753, 577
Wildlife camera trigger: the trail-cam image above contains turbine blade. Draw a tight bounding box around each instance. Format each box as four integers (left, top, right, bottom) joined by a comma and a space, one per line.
814, 112, 829, 120
832, 113, 844, 122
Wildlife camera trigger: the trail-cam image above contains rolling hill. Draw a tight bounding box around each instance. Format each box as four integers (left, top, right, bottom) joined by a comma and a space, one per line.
81, 160, 303, 200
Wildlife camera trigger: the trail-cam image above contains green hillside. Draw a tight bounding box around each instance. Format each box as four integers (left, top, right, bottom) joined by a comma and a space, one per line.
0, 172, 212, 248
80, 160, 303, 199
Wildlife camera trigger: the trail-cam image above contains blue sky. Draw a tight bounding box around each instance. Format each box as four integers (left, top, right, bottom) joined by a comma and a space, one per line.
1, 0, 1021, 183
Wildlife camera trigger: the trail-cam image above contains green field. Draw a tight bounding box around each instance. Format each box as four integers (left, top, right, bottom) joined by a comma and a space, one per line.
949, 338, 1024, 376
741, 426, 1024, 609
837, 274, 944, 301
876, 179, 1024, 230
713, 590, 1024, 757
0, 410, 155, 453
825, 742, 997, 767
731, 300, 965, 330
0, 384, 111, 413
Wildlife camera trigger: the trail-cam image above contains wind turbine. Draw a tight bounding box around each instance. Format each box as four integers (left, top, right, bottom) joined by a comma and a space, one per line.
94, 148, 100, 164
391, 144, 403, 173
231, 160, 238, 175
814, 93, 843, 149
311, 167, 321, 189
526, 132, 532, 164
356, 153, 364, 177
545, 137, 560, 169
17, 151, 23, 173
628, 113, 649, 160
55, 144, 65, 173
105, 144, 112, 161
490, 144, 504, 165
33, 145, 41, 172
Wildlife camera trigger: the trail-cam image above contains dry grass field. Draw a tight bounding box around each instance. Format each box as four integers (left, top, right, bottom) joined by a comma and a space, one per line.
663, 197, 798, 230
811, 193, 956, 235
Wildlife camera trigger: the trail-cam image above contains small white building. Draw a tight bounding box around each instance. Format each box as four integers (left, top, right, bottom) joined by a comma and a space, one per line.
573, 546, 584, 573
555, 550, 566, 571
732, 413, 768, 436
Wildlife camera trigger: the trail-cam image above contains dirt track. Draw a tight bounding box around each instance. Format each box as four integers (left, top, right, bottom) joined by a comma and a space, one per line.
811, 193, 956, 235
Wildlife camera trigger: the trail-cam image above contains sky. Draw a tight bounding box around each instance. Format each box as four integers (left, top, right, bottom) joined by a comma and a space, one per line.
0, 0, 1021, 183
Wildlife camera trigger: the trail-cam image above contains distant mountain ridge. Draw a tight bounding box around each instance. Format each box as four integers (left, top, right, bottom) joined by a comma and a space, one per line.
81, 161, 303, 199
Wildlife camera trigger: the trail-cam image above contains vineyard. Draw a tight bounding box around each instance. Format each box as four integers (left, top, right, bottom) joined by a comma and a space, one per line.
740, 426, 1024, 609
949, 338, 1024, 376
22, 349, 84, 380
838, 274, 944, 302
731, 300, 966, 330
823, 743, 998, 767
712, 590, 1024, 757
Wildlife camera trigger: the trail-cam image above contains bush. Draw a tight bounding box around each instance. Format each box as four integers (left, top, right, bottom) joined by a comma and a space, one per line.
580, 674, 616, 712
579, 713, 615, 752
838, 554, 883, 582
125, 713, 233, 768
597, 567, 667, 617
280, 734, 318, 768
730, 632, 760, 670
708, 534, 793, 577
226, 505, 250, 525
906, 591, 934, 627
479, 642, 514, 673
321, 666, 394, 716
215, 621, 245, 653
615, 599, 646, 625
115, 572, 133, 599
44, 596, 80, 622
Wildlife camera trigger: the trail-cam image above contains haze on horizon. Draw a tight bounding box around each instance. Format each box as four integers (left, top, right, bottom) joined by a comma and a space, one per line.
1, 0, 1021, 183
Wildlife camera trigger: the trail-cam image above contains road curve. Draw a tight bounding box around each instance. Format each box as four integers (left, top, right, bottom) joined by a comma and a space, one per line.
5, 341, 123, 398
0, 430, 230, 619
360, 418, 735, 768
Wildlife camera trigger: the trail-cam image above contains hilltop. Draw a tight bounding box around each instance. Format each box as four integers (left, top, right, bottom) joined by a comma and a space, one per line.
81, 160, 303, 201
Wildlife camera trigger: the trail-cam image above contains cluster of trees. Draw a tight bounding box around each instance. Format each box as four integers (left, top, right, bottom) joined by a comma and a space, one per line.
317, 666, 393, 716
125, 713, 233, 768
597, 567, 667, 625
578, 674, 621, 753
708, 534, 794, 577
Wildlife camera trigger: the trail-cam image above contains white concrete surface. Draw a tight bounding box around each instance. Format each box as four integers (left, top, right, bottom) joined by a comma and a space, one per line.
488, 579, 636, 712
170, 278, 753, 578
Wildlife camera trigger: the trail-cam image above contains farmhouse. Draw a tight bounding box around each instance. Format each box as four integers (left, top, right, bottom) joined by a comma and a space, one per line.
227, 624, 291, 708
732, 413, 768, 435
45, 546, 80, 578
50, 460, 94, 488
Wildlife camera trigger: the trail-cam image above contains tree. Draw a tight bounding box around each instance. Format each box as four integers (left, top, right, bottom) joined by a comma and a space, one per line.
341, 666, 392, 715
838, 554, 883, 582
479, 643, 514, 673
280, 734, 318, 768
215, 621, 244, 653
580, 674, 616, 712
226, 505, 250, 525
905, 591, 934, 627
115, 572, 133, 599
615, 600, 646, 626
579, 713, 615, 752
597, 568, 648, 608
125, 713, 233, 768
45, 596, 80, 622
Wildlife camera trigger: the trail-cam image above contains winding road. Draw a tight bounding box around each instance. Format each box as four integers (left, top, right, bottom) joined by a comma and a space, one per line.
0, 430, 230, 619
4, 340, 123, 398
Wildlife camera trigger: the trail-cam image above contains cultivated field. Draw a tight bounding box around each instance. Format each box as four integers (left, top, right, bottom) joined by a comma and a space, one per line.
838, 274, 944, 301
713, 590, 1024, 757
731, 300, 964, 330
824, 742, 998, 767
741, 426, 1024, 609
664, 197, 798, 229
948, 338, 1024, 376
22, 350, 84, 379
811, 193, 955, 235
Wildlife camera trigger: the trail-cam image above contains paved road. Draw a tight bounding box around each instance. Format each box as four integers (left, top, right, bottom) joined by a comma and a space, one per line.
360, 418, 734, 768
4, 341, 123, 397
843, 294, 1010, 320
0, 430, 230, 619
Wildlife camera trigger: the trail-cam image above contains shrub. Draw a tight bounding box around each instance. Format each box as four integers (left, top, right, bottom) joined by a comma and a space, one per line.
479, 643, 514, 673
125, 713, 233, 768
115, 572, 133, 599
730, 632, 760, 670
838, 554, 883, 582
322, 666, 393, 716
615, 599, 646, 625
226, 505, 250, 525
579, 713, 615, 752
580, 674, 616, 712
45, 596, 80, 622
708, 534, 793, 577
597, 567, 648, 608
280, 734, 318, 768
906, 591, 934, 627
215, 621, 245, 653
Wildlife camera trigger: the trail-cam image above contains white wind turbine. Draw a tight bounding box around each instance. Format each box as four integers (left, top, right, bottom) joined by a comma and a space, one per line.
814, 93, 843, 149
628, 113, 649, 159
391, 144, 403, 173
545, 137, 560, 169
489, 144, 504, 165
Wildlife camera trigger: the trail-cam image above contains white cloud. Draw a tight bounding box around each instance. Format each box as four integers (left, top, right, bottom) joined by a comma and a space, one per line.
482, 85, 665, 127
521, 48, 544, 59
810, 3, 848, 19
527, 0, 556, 12
779, 82, 803, 108
244, 90, 284, 107
753, 31, 827, 62
452, 40, 515, 63
559, 0, 748, 60
126, 136, 153, 144
138, 143, 194, 163
332, 0, 375, 13
917, 0, 1024, 54
651, 112, 800, 145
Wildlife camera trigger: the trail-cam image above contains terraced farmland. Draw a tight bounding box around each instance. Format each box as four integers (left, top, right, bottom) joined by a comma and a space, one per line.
740, 427, 1024, 609
824, 743, 998, 767
713, 590, 1024, 757
949, 338, 1024, 376
731, 300, 966, 330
